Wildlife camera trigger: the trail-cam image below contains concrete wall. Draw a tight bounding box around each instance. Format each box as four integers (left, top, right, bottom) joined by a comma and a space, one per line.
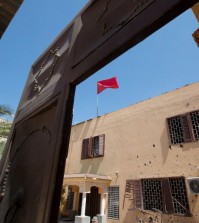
65, 82, 199, 223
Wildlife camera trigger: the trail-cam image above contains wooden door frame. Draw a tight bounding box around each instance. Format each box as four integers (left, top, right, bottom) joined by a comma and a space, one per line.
0, 1, 198, 222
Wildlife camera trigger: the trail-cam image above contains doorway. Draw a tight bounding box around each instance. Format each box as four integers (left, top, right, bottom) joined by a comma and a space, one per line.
86, 187, 100, 220
78, 186, 100, 219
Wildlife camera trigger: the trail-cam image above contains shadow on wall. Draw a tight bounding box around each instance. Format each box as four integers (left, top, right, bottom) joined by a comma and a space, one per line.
160, 126, 170, 165
71, 121, 92, 142
181, 141, 199, 152
188, 193, 199, 219
75, 117, 105, 174
80, 157, 104, 174
65, 121, 93, 174
160, 123, 199, 165
72, 116, 102, 142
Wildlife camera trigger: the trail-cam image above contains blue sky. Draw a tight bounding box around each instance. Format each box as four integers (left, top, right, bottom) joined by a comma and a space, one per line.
0, 1, 199, 123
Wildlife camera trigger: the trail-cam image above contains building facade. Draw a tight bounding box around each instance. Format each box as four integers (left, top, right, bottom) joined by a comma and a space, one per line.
62, 82, 199, 223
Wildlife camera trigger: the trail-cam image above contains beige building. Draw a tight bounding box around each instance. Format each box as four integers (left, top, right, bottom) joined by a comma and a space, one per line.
62, 82, 199, 223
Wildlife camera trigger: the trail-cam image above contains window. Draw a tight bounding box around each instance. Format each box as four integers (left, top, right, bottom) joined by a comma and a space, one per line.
190, 111, 199, 140
129, 177, 190, 216
108, 186, 119, 219
81, 134, 105, 159
167, 110, 199, 144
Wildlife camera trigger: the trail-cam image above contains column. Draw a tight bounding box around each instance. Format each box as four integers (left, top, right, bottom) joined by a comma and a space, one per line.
97, 193, 107, 223
100, 193, 105, 215
75, 192, 90, 223
81, 192, 87, 217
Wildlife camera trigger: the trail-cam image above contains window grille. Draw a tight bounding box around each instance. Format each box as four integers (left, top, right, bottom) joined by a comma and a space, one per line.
169, 177, 190, 215
190, 111, 199, 140
81, 134, 105, 159
65, 186, 74, 211
142, 179, 163, 212
167, 116, 186, 144
167, 112, 197, 144
132, 177, 190, 216
93, 136, 99, 157
108, 186, 119, 219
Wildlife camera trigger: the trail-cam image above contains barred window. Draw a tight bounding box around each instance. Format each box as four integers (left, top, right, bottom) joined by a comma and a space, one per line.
108, 186, 119, 219
130, 177, 190, 216
169, 177, 190, 215
167, 116, 185, 144
190, 111, 199, 140
167, 110, 199, 144
81, 134, 105, 159
142, 179, 163, 212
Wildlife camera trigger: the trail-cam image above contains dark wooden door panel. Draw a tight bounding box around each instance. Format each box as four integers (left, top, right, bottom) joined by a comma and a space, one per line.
0, 101, 59, 222
86, 187, 100, 220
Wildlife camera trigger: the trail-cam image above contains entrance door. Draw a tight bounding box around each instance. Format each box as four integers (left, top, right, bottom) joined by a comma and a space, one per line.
86, 187, 100, 220
78, 187, 100, 219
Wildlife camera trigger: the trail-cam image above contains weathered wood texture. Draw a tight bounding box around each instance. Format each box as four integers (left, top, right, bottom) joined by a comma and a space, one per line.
0, 0, 23, 38
0, 0, 198, 222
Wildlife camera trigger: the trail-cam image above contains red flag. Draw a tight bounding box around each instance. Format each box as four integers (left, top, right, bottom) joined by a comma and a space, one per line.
97, 77, 119, 94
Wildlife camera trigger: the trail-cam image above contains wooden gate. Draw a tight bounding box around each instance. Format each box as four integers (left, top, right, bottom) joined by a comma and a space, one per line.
0, 0, 198, 222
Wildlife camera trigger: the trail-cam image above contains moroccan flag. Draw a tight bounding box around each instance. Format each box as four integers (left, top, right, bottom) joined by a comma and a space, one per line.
97, 77, 119, 94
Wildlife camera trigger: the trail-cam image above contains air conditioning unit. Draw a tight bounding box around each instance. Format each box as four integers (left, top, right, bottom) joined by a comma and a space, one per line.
187, 177, 199, 194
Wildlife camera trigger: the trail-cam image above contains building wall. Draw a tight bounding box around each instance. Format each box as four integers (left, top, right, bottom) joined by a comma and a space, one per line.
64, 82, 199, 223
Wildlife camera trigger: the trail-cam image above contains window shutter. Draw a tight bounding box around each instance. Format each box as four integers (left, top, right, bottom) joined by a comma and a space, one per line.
124, 180, 134, 210
133, 180, 142, 209
98, 134, 105, 156
81, 138, 89, 159
181, 115, 192, 142
161, 178, 174, 214
125, 180, 134, 199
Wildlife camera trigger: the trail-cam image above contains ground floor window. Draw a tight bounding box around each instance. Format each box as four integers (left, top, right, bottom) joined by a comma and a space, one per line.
108, 186, 119, 219
126, 177, 190, 216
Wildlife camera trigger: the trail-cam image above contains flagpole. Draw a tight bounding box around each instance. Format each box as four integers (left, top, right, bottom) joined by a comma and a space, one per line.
97, 94, 99, 117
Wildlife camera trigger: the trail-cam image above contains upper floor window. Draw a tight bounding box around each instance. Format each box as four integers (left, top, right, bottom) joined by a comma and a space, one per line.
127, 177, 190, 216
167, 110, 199, 144
81, 134, 105, 159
